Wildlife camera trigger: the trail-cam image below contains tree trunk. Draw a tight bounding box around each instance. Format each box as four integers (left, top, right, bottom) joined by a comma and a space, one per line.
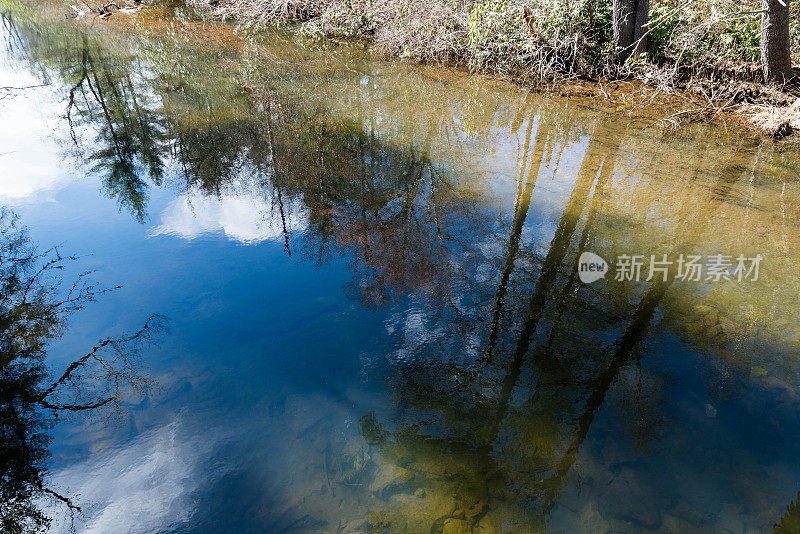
613, 0, 649, 61
632, 0, 649, 58
762, 0, 793, 83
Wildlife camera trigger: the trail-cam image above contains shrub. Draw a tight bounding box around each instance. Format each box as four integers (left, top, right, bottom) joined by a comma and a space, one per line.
203, 0, 799, 89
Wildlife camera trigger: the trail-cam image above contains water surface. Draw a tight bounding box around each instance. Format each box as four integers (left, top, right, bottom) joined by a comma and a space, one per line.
2, 2, 800, 532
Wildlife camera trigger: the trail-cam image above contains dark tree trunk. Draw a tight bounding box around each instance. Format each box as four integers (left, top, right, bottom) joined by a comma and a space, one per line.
484, 113, 549, 363
632, 0, 649, 57
613, 0, 635, 53
486, 117, 615, 440
762, 0, 793, 83
613, 0, 649, 61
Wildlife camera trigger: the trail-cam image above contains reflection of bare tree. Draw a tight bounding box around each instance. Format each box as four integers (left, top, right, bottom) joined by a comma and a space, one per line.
260, 98, 292, 255
244, 82, 493, 307
489, 115, 622, 433
353, 105, 766, 530
484, 103, 546, 362
494, 134, 761, 521
0, 209, 162, 532
349, 112, 625, 531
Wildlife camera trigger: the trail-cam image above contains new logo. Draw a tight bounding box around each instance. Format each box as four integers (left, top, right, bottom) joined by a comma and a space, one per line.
577, 252, 608, 283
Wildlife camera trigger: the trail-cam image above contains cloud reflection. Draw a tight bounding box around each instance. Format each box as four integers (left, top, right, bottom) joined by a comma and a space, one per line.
49, 415, 233, 534
153, 182, 307, 244
0, 74, 75, 200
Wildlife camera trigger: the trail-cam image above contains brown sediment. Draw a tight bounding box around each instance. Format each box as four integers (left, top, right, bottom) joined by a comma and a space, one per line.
102, 5, 249, 49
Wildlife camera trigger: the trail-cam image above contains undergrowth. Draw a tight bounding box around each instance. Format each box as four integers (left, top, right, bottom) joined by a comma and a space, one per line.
190, 0, 800, 115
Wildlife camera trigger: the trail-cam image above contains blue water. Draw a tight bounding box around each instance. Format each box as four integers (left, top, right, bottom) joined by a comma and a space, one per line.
2, 3, 800, 532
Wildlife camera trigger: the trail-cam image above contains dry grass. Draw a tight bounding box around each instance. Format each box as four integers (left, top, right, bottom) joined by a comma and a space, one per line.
749, 97, 800, 138
202, 0, 798, 81
212, 0, 325, 24
204, 0, 613, 77
210, 0, 473, 62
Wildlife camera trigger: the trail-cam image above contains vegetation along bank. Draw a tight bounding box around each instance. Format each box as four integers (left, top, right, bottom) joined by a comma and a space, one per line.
91, 0, 800, 136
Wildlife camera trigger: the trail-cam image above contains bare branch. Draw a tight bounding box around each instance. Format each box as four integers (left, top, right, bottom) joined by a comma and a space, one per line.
40, 313, 164, 400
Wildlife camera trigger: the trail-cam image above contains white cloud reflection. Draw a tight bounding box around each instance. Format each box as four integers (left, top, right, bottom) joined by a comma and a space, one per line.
0, 66, 76, 201
153, 180, 307, 244
49, 415, 233, 534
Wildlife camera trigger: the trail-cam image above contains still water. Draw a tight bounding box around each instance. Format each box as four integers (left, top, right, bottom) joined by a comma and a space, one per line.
1, 1, 800, 532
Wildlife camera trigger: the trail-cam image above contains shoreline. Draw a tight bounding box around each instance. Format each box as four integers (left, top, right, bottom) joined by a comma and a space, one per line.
185, 0, 800, 140
55, 0, 800, 140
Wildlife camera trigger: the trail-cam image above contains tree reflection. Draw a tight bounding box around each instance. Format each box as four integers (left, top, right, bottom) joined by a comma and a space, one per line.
0, 210, 161, 532
0, 10, 165, 224
65, 35, 164, 223
351, 105, 766, 530
4, 5, 798, 530
775, 492, 800, 534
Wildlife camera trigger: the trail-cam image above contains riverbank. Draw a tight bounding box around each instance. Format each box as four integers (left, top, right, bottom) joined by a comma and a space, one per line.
3, 0, 800, 531
48, 0, 800, 138
187, 0, 800, 139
